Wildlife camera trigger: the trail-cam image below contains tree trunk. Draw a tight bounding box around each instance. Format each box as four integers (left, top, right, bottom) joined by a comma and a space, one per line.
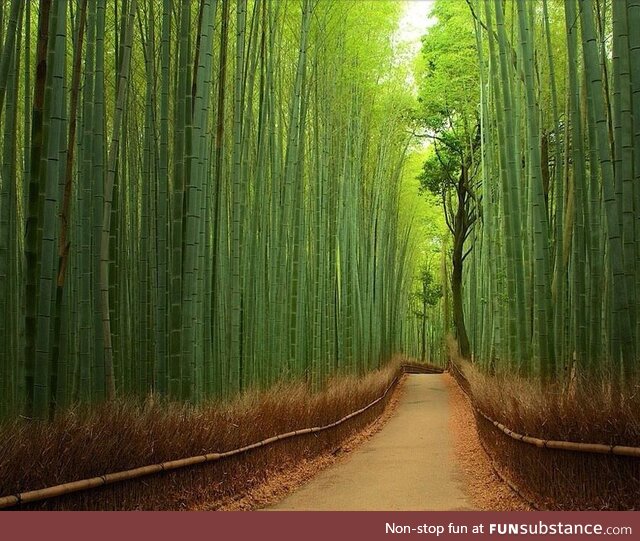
452, 233, 470, 358
421, 285, 427, 362
452, 167, 471, 359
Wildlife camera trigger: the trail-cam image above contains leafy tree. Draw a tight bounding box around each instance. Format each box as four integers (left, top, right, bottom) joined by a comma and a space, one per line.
415, 0, 481, 358
412, 265, 442, 362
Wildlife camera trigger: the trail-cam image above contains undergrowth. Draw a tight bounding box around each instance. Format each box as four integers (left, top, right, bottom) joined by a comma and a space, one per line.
0, 358, 405, 510
448, 340, 640, 510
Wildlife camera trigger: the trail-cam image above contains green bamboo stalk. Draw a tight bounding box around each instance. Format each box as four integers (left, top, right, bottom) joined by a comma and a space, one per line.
155, 0, 171, 396
0, 0, 22, 115
516, 1, 554, 378
99, 0, 137, 402
229, 0, 247, 394
580, 0, 633, 383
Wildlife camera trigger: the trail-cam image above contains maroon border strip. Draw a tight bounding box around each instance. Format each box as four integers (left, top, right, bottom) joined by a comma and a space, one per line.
2, 511, 638, 541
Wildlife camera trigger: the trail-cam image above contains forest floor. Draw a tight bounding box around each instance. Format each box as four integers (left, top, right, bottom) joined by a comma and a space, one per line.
265, 374, 478, 511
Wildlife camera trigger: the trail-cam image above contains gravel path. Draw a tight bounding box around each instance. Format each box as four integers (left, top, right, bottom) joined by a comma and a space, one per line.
269, 374, 476, 511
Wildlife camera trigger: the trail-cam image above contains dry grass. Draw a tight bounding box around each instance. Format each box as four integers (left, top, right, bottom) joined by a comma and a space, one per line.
465, 366, 640, 448
206, 379, 407, 511
0, 358, 404, 510
448, 342, 640, 510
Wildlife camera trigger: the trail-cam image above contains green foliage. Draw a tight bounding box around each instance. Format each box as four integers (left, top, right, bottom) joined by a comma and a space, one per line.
415, 0, 479, 132
399, 148, 447, 276
417, 138, 461, 198
414, 266, 442, 315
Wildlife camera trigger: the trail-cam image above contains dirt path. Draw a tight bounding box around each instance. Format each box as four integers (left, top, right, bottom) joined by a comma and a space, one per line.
268, 374, 476, 511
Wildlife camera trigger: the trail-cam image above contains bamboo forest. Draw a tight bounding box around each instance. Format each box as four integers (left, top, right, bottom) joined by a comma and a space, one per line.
0, 0, 639, 512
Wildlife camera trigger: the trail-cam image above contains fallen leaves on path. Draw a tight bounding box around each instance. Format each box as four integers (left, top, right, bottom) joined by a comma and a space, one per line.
445, 373, 531, 511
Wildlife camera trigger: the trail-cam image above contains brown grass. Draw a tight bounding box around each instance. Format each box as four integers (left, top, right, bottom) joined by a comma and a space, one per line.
0, 358, 404, 510
447, 341, 640, 510
205, 378, 407, 511
465, 366, 640, 448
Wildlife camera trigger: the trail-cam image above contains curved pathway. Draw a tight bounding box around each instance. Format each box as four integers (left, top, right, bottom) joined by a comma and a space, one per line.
269, 374, 475, 511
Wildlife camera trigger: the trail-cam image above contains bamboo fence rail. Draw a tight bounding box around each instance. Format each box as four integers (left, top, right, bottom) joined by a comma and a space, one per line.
448, 360, 640, 458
